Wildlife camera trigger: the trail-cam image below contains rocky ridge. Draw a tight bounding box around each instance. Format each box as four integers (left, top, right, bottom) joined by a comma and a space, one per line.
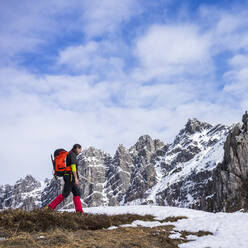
1, 118, 247, 212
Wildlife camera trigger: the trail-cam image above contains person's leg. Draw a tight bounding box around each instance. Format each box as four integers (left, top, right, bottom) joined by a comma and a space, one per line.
47, 194, 64, 210
72, 184, 83, 213
47, 174, 72, 210
62, 174, 73, 198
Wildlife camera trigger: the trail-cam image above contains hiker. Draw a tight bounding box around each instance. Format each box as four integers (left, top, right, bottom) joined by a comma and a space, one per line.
46, 144, 83, 213
242, 111, 248, 132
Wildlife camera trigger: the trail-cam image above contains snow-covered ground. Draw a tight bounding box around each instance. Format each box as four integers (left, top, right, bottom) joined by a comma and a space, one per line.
77, 205, 248, 248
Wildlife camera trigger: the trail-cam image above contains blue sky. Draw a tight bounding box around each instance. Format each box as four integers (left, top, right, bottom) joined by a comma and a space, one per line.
0, 0, 248, 184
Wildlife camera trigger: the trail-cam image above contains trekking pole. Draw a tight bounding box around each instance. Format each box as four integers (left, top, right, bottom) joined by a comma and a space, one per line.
53, 173, 57, 181
51, 154, 57, 180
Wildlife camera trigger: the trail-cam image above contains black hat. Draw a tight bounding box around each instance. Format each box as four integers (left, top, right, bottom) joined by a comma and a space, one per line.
73, 144, 81, 149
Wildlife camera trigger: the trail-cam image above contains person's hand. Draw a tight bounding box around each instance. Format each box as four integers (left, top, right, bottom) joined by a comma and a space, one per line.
75, 178, 79, 186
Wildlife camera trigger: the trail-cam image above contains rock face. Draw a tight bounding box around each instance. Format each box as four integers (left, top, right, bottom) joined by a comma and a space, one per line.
143, 118, 230, 209
77, 147, 111, 208
123, 136, 165, 203
0, 175, 44, 210
205, 124, 248, 212
106, 144, 133, 205
41, 177, 62, 208
2, 117, 248, 213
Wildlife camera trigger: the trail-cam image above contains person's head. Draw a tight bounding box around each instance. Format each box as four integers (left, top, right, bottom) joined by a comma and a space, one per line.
246, 111, 248, 114
72, 144, 82, 155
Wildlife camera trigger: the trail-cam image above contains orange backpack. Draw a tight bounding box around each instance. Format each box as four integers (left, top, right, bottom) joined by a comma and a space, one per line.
51, 149, 71, 177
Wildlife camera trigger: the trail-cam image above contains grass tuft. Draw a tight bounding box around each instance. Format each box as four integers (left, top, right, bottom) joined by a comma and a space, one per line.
0, 209, 212, 248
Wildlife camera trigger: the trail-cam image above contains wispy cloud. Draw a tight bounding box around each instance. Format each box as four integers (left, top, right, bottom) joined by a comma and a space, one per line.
1, 0, 248, 184
81, 0, 142, 38
0, 1, 81, 59
57, 41, 126, 79
133, 24, 212, 81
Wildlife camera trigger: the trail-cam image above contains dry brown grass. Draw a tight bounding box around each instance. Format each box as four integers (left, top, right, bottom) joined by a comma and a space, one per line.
160, 216, 188, 223
0, 209, 213, 248
0, 209, 155, 233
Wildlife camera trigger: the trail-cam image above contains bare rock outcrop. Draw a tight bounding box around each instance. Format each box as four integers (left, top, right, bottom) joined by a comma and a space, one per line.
208, 124, 248, 211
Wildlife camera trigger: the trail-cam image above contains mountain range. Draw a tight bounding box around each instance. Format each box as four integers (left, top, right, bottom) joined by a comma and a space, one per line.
1, 117, 248, 212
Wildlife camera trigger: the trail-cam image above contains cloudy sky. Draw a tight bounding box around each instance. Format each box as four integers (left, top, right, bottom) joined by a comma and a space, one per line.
1, 0, 248, 184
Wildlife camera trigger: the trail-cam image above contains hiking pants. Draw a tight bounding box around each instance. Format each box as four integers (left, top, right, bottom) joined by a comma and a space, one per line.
62, 174, 81, 198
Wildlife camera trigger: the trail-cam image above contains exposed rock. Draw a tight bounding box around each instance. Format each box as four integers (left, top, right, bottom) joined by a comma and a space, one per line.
3, 117, 248, 213
205, 124, 248, 212
75, 147, 112, 208
106, 144, 132, 205
0, 175, 43, 210
143, 120, 230, 209
41, 177, 62, 208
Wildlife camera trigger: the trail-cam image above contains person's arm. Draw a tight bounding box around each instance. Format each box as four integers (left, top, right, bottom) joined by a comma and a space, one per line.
71, 164, 79, 185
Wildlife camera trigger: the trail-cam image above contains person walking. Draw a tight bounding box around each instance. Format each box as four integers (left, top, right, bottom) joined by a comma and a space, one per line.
46, 144, 83, 213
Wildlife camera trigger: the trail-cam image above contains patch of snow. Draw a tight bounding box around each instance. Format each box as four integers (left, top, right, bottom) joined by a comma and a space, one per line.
185, 234, 197, 240
120, 220, 168, 228
169, 232, 181, 239
108, 226, 118, 230
66, 205, 248, 248
37, 236, 45, 239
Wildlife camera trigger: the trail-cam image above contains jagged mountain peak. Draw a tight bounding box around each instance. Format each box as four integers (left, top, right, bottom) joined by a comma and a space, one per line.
116, 144, 128, 152
113, 144, 130, 159
0, 174, 44, 210
173, 118, 215, 147
113, 144, 131, 161
137, 135, 153, 144
1, 116, 241, 212
182, 118, 213, 135
16, 174, 37, 182
15, 174, 41, 189
82, 146, 110, 158
130, 135, 164, 154
78, 146, 111, 171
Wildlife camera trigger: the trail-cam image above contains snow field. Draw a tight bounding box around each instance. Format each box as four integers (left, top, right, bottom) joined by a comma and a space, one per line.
79, 205, 248, 248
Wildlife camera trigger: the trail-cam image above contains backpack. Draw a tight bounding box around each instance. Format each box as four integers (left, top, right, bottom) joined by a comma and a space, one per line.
51, 149, 71, 177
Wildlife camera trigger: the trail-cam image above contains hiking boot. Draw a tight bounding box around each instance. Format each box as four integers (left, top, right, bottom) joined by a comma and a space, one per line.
44, 206, 52, 210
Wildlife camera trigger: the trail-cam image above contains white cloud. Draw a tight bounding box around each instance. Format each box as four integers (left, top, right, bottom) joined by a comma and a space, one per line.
1, 2, 248, 185
57, 41, 126, 79
229, 54, 248, 68
122, 82, 195, 108
0, 1, 83, 60
58, 42, 99, 69
199, 7, 248, 53
133, 24, 212, 81
216, 13, 244, 34
137, 25, 210, 65
0, 0, 140, 61
81, 0, 142, 38
197, 8, 248, 113
222, 53, 248, 102
0, 64, 244, 184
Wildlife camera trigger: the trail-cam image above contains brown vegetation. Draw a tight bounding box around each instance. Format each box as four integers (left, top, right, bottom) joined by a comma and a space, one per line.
0, 209, 212, 248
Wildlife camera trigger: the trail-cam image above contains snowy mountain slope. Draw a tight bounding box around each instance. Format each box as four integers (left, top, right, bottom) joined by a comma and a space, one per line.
142, 120, 231, 209
67, 205, 248, 248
